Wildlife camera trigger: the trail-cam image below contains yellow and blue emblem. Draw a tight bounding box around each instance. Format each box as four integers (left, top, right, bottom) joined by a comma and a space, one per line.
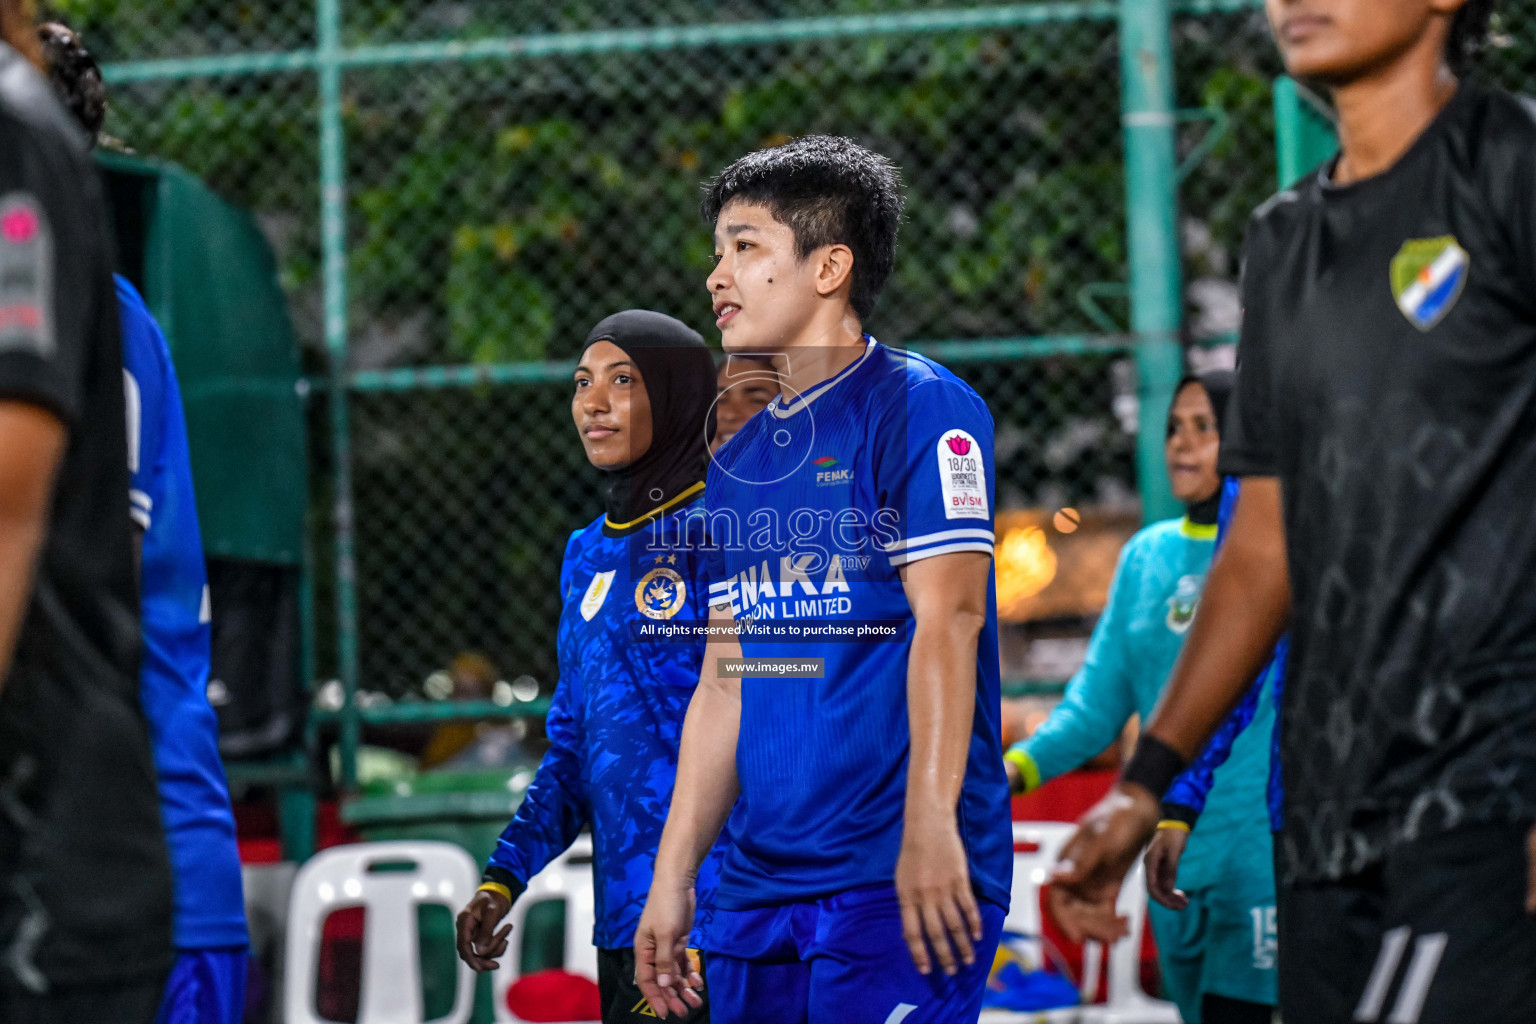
636, 565, 686, 620
1390, 235, 1469, 331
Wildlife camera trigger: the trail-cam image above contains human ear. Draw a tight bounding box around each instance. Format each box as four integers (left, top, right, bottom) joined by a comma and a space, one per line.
815, 243, 855, 299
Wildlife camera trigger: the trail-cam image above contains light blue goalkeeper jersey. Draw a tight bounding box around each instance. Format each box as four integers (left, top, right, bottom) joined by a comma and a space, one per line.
1165, 477, 1287, 834
1005, 513, 1273, 886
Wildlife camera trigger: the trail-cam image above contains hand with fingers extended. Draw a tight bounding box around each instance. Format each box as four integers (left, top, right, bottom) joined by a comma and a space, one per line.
1144, 824, 1191, 911
455, 888, 514, 972
895, 813, 983, 977
1046, 782, 1161, 944
634, 879, 704, 1019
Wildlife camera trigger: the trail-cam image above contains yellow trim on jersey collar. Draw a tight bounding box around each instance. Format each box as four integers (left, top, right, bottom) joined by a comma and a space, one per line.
1179, 517, 1218, 541
604, 481, 705, 531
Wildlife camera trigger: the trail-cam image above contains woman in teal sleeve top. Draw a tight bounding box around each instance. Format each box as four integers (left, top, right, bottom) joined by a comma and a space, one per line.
1003, 371, 1277, 1024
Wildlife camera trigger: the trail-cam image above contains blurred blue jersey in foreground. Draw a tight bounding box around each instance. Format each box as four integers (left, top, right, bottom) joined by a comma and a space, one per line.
119, 275, 248, 952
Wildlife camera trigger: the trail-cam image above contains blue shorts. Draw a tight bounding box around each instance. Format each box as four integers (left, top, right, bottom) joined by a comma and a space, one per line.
701, 884, 1005, 1024
153, 948, 248, 1024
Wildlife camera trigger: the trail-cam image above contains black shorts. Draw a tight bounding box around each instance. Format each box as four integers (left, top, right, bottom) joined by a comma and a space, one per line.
1278, 823, 1536, 1023
0, 971, 167, 1024
598, 946, 709, 1024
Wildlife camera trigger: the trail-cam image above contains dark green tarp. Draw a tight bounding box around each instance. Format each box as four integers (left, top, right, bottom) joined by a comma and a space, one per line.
97, 151, 306, 565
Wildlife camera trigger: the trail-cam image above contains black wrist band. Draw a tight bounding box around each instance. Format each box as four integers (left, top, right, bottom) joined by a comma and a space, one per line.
481, 866, 527, 904
1121, 735, 1188, 801
1161, 802, 1200, 827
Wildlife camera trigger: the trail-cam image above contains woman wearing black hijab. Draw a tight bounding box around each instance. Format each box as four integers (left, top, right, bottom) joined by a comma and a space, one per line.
1178, 369, 1233, 529
457, 310, 719, 1022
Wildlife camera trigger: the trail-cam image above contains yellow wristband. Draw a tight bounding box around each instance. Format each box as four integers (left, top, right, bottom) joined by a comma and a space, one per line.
1156, 819, 1191, 833
477, 881, 513, 901
1003, 748, 1042, 795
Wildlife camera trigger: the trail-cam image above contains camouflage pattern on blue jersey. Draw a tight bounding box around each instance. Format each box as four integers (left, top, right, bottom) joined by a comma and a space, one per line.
486, 499, 723, 949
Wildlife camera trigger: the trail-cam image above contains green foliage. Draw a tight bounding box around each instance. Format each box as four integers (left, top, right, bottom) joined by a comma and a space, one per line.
85, 1, 1536, 694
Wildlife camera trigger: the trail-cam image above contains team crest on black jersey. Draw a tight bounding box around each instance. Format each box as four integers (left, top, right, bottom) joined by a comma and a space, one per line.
636, 566, 686, 619
1390, 236, 1469, 331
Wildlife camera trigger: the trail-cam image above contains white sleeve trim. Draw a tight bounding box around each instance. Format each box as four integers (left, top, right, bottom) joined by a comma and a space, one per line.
883, 527, 994, 554
888, 540, 994, 566
129, 489, 153, 530
123, 368, 142, 474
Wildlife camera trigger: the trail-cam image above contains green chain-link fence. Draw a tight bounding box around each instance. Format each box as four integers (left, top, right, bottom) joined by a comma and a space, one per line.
63, 0, 1536, 752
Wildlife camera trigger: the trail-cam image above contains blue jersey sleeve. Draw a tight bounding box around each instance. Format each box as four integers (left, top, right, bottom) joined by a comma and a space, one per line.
873, 377, 996, 567
1162, 670, 1263, 821
484, 535, 590, 895
117, 276, 167, 532
1006, 540, 1140, 790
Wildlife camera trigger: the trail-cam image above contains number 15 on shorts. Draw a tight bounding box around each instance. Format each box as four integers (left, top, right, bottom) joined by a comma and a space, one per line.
1250, 906, 1278, 971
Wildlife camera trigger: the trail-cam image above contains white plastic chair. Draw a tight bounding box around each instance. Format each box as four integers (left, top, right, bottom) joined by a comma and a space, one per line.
1081, 847, 1180, 1024
980, 822, 1083, 1024
979, 822, 1181, 1024
285, 840, 478, 1024
492, 833, 600, 1024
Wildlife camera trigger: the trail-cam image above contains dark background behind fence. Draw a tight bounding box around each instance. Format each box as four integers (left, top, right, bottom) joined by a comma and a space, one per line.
70, 0, 1536, 698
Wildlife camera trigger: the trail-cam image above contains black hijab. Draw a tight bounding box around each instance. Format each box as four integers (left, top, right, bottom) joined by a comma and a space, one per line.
582, 310, 716, 533
1174, 369, 1234, 526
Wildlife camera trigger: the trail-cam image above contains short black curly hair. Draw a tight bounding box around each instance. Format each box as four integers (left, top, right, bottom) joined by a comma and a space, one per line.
37, 22, 105, 145
701, 135, 904, 321
1448, 0, 1496, 74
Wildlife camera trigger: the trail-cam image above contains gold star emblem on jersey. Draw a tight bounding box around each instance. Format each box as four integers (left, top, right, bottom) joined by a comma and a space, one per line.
635, 566, 686, 620
580, 570, 616, 621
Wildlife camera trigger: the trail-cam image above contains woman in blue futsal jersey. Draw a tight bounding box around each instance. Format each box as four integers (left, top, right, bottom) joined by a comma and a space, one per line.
1003, 370, 1277, 1024
455, 310, 722, 1024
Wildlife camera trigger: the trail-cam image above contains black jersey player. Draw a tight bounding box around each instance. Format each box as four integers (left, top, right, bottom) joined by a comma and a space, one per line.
1047, 2, 1536, 1022
0, 10, 173, 1024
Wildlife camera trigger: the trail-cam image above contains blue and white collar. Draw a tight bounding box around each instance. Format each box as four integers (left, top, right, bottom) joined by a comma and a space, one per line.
768, 335, 877, 420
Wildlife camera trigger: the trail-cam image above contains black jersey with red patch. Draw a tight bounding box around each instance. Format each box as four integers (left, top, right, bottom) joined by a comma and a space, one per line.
0, 43, 171, 989
1222, 81, 1536, 885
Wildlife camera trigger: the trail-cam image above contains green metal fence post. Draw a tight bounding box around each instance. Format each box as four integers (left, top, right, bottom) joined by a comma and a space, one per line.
318, 0, 360, 790
1120, 0, 1184, 524
1273, 76, 1339, 188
